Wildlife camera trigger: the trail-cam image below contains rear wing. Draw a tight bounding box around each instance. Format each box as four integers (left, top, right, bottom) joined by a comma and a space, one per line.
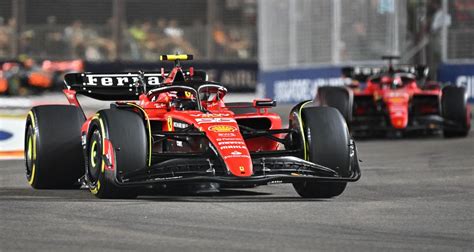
342, 65, 429, 82
341, 67, 382, 82
64, 72, 166, 100
64, 55, 197, 100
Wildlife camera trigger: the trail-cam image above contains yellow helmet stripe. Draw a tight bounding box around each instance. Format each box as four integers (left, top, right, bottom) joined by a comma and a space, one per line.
160, 54, 193, 61
27, 111, 37, 185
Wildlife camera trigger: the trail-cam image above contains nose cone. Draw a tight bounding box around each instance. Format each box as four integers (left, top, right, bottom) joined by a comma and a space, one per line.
178, 112, 254, 177
384, 92, 409, 129
390, 114, 408, 129
205, 124, 253, 177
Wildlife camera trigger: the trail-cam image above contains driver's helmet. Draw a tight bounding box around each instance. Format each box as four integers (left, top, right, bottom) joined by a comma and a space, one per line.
391, 76, 403, 88
176, 90, 194, 99
381, 76, 392, 86
173, 90, 198, 110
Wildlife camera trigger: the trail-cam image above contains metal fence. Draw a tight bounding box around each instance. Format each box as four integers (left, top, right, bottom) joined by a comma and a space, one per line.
0, 0, 257, 61
1, 0, 473, 65
259, 0, 408, 71
0, 0, 13, 59
445, 0, 474, 61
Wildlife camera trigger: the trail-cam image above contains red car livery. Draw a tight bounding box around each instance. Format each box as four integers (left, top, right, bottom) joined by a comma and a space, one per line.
316, 56, 471, 138
24, 54, 360, 199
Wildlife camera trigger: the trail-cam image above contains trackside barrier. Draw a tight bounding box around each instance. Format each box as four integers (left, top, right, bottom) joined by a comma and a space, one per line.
0, 114, 25, 159
438, 63, 474, 103
259, 67, 346, 104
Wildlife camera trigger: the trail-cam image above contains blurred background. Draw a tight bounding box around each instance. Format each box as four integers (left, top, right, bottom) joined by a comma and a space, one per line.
1, 0, 473, 155
0, 0, 257, 61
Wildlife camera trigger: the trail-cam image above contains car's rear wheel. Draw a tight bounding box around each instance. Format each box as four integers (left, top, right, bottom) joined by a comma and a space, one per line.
292, 106, 351, 198
25, 105, 84, 189
85, 109, 147, 198
441, 86, 471, 138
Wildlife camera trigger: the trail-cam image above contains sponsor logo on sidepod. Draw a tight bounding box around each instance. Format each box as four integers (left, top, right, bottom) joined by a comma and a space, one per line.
208, 125, 237, 133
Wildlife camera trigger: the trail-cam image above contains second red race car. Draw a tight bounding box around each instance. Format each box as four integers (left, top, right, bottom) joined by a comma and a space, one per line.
24, 54, 360, 199
316, 56, 471, 138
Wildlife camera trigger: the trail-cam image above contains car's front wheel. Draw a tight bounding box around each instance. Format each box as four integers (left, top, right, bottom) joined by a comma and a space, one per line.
292, 106, 351, 198
441, 86, 471, 138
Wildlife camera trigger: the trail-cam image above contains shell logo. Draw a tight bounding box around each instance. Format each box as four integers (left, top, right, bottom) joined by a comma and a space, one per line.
387, 97, 405, 103
208, 125, 237, 133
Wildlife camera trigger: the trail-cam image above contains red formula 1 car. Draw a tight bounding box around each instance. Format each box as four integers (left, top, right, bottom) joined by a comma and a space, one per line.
24, 54, 360, 199
316, 56, 471, 138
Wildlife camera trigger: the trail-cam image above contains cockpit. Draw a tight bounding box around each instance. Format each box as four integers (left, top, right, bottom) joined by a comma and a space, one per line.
368, 73, 417, 90
147, 81, 228, 111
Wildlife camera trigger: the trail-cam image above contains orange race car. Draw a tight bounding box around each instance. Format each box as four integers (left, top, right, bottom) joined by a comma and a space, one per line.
0, 59, 83, 95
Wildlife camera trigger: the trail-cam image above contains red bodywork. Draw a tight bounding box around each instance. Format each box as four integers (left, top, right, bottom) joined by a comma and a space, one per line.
351, 72, 442, 130
65, 64, 281, 178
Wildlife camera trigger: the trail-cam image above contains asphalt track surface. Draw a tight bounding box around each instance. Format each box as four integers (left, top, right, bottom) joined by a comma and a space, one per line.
1, 125, 473, 251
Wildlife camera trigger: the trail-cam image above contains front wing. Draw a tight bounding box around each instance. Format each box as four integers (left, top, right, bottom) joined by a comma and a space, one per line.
351, 114, 466, 132
113, 154, 361, 187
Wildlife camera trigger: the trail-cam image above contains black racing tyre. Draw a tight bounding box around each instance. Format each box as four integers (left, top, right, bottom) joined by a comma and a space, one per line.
25, 105, 85, 189
316, 86, 353, 124
293, 106, 351, 198
441, 86, 471, 138
86, 109, 147, 199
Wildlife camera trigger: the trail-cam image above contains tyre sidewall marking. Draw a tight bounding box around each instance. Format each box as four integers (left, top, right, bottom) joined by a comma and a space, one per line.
88, 115, 107, 195
298, 101, 312, 161
27, 111, 37, 185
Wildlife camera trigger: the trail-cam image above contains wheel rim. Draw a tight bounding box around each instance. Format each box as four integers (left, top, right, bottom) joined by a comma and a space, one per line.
25, 125, 36, 184
88, 129, 102, 181
90, 140, 98, 167
26, 134, 33, 166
